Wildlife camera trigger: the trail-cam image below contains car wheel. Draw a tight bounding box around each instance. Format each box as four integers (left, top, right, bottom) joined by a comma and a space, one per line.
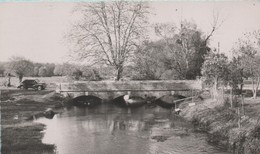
20, 85, 25, 89
38, 86, 43, 90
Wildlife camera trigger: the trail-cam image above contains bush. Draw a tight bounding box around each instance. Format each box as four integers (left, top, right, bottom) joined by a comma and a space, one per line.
81, 68, 102, 81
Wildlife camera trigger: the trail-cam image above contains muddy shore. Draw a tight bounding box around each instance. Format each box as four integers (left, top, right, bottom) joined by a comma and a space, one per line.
1, 89, 64, 154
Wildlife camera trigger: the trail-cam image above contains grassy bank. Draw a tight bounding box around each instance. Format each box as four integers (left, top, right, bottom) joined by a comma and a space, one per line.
180, 97, 260, 154
1, 90, 65, 154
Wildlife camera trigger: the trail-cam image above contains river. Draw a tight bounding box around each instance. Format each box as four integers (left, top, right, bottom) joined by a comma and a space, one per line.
36, 104, 231, 154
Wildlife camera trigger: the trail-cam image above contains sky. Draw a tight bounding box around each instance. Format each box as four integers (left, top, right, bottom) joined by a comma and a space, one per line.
0, 1, 260, 64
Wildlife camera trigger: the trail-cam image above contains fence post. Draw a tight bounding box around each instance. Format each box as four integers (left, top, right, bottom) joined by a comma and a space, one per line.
174, 100, 176, 111
192, 89, 193, 104
230, 87, 233, 108
237, 108, 241, 128
222, 86, 224, 103
241, 94, 245, 115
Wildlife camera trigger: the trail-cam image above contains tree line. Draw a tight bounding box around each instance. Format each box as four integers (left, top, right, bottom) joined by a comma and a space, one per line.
0, 58, 103, 84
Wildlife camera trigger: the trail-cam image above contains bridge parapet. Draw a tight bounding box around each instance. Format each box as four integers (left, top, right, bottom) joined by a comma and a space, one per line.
56, 80, 202, 100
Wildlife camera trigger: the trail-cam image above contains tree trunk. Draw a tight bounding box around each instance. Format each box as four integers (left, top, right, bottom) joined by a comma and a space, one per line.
239, 83, 244, 95
7, 76, 11, 87
6, 73, 11, 87
213, 77, 219, 100
115, 65, 123, 81
253, 89, 257, 99
19, 75, 23, 83
252, 77, 260, 99
230, 87, 233, 108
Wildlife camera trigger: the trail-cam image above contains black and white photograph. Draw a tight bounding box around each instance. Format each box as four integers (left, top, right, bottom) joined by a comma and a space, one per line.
0, 1, 260, 154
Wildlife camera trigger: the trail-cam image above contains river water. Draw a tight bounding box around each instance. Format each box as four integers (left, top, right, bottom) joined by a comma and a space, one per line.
36, 104, 230, 154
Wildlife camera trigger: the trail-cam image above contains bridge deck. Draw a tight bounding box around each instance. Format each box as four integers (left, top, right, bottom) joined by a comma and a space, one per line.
57, 80, 202, 93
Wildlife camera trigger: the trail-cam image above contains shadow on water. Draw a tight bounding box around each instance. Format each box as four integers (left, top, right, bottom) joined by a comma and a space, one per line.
112, 95, 147, 108
36, 103, 231, 154
71, 94, 186, 110
72, 95, 102, 107
155, 94, 186, 109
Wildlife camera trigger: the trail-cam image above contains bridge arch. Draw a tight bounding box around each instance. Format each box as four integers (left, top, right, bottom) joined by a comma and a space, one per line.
72, 95, 102, 107
57, 80, 202, 107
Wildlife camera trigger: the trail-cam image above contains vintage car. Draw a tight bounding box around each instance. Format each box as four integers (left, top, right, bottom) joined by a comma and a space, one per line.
17, 79, 47, 90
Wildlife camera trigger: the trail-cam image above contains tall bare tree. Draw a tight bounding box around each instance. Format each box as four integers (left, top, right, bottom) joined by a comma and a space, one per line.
69, 1, 149, 80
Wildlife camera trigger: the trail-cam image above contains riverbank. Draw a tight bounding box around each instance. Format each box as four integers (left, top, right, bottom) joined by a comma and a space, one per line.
0, 89, 64, 154
180, 95, 260, 154
2, 89, 260, 154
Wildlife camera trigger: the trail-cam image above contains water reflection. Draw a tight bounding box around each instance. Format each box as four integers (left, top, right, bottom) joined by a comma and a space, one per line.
36, 104, 230, 154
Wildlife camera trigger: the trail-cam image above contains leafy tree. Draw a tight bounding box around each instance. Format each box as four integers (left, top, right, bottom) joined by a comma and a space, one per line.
33, 66, 39, 77
0, 62, 5, 76
54, 63, 81, 78
228, 57, 244, 94
72, 69, 82, 80
32, 63, 42, 77
81, 66, 102, 81
45, 63, 55, 77
62, 63, 77, 76
6, 57, 34, 82
53, 64, 64, 76
233, 30, 260, 98
154, 21, 211, 79
201, 52, 230, 99
132, 40, 167, 80
69, 1, 149, 80
38, 66, 48, 77
97, 66, 114, 80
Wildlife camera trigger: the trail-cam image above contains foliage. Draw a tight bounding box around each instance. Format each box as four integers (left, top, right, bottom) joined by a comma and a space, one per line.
53, 64, 64, 76
97, 66, 116, 80
0, 62, 5, 76
228, 57, 244, 94
44, 63, 55, 77
131, 41, 167, 80
53, 63, 102, 81
69, 1, 149, 80
38, 66, 48, 77
5, 57, 34, 82
201, 52, 229, 100
72, 69, 83, 80
154, 21, 211, 79
81, 66, 102, 81
33, 66, 40, 77
33, 63, 55, 77
232, 30, 260, 98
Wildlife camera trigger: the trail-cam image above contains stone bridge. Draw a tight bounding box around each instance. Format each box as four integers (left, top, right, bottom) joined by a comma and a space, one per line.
56, 80, 202, 102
